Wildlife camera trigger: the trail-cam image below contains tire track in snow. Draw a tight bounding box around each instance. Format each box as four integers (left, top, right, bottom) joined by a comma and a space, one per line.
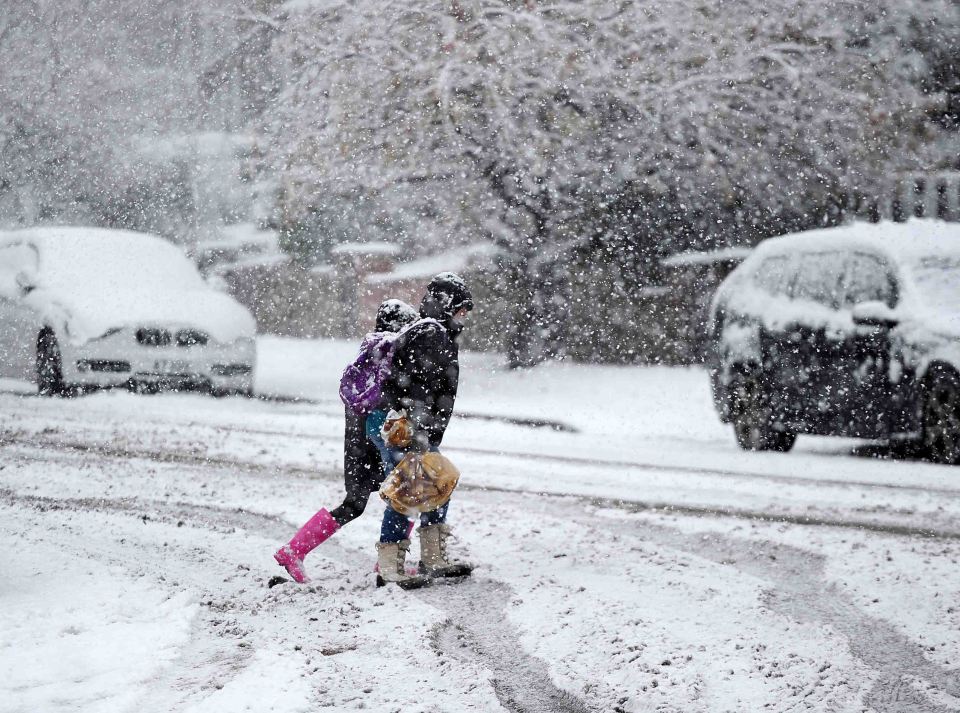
449, 445, 960, 499
10, 483, 953, 713
0, 430, 326, 479
0, 487, 366, 710
7, 435, 957, 711
1, 486, 592, 712
0, 487, 294, 537
589, 494, 960, 541
6, 399, 960, 499
576, 511, 960, 713
2, 389, 579, 432
4, 432, 960, 541
422, 580, 592, 713
0, 492, 274, 712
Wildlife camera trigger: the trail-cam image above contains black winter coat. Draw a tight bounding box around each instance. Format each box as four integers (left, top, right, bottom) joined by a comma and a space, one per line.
382, 319, 460, 448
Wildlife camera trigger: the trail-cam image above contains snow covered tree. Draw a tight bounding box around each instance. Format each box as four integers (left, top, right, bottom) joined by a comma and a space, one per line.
267, 0, 960, 365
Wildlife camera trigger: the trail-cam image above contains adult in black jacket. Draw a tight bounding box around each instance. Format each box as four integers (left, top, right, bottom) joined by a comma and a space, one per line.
370, 272, 474, 586
382, 272, 472, 451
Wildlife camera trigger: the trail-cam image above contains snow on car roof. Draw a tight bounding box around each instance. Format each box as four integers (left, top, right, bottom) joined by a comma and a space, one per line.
752, 219, 960, 264
717, 219, 960, 337
2, 226, 205, 289
0, 226, 255, 344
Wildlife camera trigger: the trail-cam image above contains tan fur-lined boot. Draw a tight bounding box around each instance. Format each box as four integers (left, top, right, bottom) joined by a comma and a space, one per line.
417, 524, 473, 579
375, 539, 429, 589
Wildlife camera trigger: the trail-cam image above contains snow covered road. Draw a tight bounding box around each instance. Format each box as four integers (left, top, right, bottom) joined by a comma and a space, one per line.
2, 338, 959, 712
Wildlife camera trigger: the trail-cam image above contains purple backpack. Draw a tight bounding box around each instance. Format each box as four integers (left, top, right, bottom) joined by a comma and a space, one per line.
339, 319, 440, 415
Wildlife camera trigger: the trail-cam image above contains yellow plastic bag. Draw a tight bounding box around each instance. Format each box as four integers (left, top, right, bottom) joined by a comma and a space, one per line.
379, 452, 460, 517
381, 410, 413, 448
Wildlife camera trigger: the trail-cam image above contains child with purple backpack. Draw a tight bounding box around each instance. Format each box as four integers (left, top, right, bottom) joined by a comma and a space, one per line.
273, 299, 418, 583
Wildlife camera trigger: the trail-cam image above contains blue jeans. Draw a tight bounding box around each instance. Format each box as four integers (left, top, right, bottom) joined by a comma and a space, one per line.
366, 410, 449, 543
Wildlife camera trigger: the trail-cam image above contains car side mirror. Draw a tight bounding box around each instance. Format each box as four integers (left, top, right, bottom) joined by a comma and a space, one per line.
851, 300, 898, 329
15, 271, 36, 296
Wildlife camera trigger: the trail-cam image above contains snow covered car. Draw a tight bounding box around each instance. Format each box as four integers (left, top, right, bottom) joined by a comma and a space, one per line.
0, 227, 256, 396
707, 220, 960, 464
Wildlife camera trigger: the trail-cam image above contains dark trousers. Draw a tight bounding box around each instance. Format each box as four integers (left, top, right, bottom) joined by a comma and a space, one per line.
329, 407, 387, 527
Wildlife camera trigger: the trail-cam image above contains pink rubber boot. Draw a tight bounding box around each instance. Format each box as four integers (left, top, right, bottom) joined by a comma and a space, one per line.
274, 509, 340, 583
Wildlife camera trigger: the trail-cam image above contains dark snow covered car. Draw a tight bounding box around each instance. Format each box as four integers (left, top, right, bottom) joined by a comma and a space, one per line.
0, 227, 256, 396
707, 220, 960, 464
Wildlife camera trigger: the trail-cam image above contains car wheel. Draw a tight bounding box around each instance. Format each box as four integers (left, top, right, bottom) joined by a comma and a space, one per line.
922, 369, 960, 465
36, 329, 66, 397
731, 373, 796, 452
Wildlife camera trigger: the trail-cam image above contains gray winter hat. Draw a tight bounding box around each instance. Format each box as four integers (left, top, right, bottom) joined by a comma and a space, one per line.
376, 299, 418, 332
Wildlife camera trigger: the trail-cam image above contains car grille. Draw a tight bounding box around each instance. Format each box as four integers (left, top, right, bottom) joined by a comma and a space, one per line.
137, 328, 210, 347
211, 364, 252, 377
136, 328, 171, 347
77, 359, 131, 373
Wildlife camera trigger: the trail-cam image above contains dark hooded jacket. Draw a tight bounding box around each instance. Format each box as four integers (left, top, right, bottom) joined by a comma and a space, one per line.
382, 273, 472, 449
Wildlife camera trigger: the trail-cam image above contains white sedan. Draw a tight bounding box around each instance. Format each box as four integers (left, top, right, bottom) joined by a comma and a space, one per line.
0, 227, 257, 396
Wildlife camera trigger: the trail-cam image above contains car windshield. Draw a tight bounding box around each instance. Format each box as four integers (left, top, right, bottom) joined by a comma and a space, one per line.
911, 255, 960, 314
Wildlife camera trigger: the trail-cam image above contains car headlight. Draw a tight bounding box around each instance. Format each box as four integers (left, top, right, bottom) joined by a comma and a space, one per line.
176, 329, 209, 347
